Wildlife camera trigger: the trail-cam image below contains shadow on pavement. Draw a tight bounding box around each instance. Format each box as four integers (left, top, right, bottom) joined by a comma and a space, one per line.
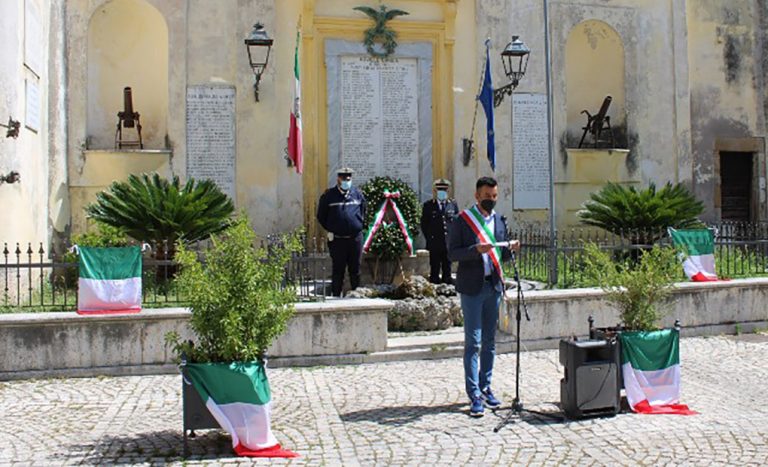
340, 402, 467, 426
58, 429, 236, 465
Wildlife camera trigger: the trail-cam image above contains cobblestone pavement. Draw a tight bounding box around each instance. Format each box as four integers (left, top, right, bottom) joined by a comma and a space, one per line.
1, 336, 767, 466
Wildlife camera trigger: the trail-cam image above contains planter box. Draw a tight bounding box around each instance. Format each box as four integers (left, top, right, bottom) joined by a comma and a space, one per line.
181, 368, 219, 457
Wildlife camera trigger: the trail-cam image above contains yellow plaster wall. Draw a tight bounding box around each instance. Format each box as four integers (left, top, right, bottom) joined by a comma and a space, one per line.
685, 0, 762, 220
60, 0, 766, 239
555, 148, 640, 227
86, 0, 168, 150
68, 150, 172, 232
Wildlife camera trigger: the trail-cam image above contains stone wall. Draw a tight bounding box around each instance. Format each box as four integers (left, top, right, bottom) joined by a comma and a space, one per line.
2, 279, 767, 380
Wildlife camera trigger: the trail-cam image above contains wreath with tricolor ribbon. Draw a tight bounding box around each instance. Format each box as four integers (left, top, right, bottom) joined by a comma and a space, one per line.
360, 177, 420, 260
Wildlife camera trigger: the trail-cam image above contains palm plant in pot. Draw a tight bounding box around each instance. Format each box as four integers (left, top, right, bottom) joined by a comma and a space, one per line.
165, 214, 302, 457
581, 243, 696, 414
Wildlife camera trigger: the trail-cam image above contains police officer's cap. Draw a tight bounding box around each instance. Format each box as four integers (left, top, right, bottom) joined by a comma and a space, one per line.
337, 167, 354, 176
433, 178, 451, 188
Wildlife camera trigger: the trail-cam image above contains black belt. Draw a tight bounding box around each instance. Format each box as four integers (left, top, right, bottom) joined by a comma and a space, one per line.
334, 234, 355, 239
484, 275, 494, 282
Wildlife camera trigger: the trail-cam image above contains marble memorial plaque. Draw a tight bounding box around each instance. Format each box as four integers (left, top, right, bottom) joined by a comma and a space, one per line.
24, 0, 43, 76
186, 86, 236, 201
340, 56, 419, 192
513, 93, 551, 209
25, 78, 40, 132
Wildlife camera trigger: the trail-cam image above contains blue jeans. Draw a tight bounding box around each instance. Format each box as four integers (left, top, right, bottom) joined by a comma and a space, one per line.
460, 280, 501, 400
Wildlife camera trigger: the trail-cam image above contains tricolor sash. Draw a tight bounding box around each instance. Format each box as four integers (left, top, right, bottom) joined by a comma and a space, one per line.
459, 206, 504, 281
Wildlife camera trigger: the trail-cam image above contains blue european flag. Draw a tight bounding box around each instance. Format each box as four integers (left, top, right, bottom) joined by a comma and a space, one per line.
478, 40, 496, 171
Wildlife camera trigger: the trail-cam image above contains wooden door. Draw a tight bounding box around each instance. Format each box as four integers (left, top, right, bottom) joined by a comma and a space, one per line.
719, 152, 753, 222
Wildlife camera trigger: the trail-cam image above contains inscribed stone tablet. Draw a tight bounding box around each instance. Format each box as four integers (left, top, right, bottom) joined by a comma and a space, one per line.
186, 86, 236, 201
340, 56, 419, 192
513, 93, 551, 209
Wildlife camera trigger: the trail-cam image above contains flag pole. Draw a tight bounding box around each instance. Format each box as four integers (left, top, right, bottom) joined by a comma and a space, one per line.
544, 0, 558, 285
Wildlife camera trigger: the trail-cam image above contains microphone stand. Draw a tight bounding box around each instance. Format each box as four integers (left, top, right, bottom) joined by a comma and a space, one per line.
493, 250, 562, 432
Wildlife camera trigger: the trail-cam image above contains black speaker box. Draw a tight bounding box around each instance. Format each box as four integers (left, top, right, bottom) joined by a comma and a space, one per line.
559, 338, 620, 419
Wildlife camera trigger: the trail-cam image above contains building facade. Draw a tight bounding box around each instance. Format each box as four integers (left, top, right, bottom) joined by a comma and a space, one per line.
1, 0, 765, 248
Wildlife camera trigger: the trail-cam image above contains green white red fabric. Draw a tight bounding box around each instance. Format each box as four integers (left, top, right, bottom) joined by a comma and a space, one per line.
287, 30, 303, 174
185, 362, 299, 458
77, 246, 142, 315
363, 190, 414, 255
669, 228, 718, 282
458, 206, 504, 280
620, 329, 697, 415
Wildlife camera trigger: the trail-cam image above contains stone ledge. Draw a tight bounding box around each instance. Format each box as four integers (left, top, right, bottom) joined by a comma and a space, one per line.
0, 299, 393, 378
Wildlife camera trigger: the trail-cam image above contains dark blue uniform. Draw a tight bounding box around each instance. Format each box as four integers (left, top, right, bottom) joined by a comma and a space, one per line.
317, 186, 367, 296
421, 198, 458, 283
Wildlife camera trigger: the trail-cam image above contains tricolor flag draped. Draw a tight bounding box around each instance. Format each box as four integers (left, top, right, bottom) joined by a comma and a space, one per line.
669, 228, 719, 282
185, 362, 299, 458
287, 30, 303, 174
620, 329, 697, 415
478, 39, 496, 171
77, 246, 142, 315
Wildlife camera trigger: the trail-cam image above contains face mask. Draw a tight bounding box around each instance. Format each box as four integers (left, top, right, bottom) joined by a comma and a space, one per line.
340, 180, 352, 190
480, 199, 496, 212
436, 190, 448, 201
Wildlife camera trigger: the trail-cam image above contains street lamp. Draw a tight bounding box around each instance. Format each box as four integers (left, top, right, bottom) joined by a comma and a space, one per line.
462, 36, 531, 166
244, 23, 274, 102
493, 36, 531, 107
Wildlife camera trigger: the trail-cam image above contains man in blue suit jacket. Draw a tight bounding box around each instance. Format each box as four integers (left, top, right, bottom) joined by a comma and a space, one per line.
448, 176, 519, 417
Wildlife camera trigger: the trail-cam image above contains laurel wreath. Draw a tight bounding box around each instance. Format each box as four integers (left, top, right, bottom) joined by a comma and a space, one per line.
362, 28, 399, 58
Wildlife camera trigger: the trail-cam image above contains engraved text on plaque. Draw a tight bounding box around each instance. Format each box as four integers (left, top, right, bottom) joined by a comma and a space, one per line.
513, 93, 550, 209
186, 86, 236, 201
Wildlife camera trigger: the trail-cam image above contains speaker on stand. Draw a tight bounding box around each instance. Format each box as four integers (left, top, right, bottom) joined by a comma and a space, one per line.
559, 338, 621, 419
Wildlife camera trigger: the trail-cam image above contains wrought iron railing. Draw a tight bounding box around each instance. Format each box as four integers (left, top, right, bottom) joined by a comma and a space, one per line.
510, 222, 768, 287
3, 222, 768, 311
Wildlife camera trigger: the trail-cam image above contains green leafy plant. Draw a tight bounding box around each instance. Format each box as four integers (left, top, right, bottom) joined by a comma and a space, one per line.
578, 182, 704, 244
360, 176, 420, 261
85, 173, 235, 252
165, 214, 303, 363
581, 243, 679, 330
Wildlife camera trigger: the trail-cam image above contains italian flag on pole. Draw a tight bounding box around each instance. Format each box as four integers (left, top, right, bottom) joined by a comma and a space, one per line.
77, 246, 142, 315
184, 362, 299, 458
668, 228, 719, 282
287, 30, 303, 174
620, 329, 697, 415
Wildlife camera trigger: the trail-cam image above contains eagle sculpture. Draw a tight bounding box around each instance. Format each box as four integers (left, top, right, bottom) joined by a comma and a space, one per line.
353, 5, 409, 57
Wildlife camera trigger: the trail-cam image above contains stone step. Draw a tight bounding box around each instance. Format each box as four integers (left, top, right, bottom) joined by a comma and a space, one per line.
269, 328, 562, 368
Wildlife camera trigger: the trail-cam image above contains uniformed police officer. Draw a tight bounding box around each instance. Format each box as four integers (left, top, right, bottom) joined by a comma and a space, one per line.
420, 178, 459, 284
316, 168, 367, 297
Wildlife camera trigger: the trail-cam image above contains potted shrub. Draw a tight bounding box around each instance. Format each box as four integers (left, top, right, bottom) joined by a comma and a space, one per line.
582, 242, 679, 332
581, 243, 695, 415
165, 214, 302, 458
